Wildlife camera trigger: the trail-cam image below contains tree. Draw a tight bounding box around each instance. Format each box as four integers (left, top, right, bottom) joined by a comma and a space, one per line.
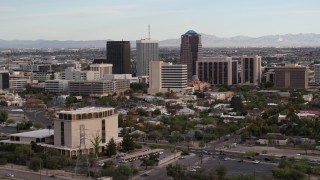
29, 157, 42, 171
166, 164, 186, 180
33, 122, 44, 129
65, 96, 77, 106
113, 165, 133, 180
5, 119, 15, 125
152, 109, 161, 116
215, 165, 227, 180
230, 97, 247, 115
106, 138, 117, 157
0, 110, 8, 124
90, 132, 102, 158
0, 101, 8, 106
141, 153, 159, 169
122, 136, 134, 152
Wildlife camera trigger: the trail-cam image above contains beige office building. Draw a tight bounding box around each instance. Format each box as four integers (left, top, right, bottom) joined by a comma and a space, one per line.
53, 107, 120, 157
90, 64, 113, 80
240, 55, 262, 85
69, 79, 130, 97
196, 57, 233, 85
148, 61, 193, 94
274, 64, 309, 89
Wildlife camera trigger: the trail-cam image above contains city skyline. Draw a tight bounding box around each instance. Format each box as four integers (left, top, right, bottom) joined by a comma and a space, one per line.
1, 0, 320, 40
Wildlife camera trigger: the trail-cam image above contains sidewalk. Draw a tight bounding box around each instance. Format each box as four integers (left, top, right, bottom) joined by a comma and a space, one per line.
0, 164, 87, 179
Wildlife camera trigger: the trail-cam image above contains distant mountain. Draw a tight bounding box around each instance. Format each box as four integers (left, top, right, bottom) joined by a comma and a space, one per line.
0, 39, 110, 48
160, 33, 320, 47
1, 33, 320, 48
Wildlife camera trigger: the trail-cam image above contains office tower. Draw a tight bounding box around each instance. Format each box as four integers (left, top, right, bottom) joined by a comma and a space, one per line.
240, 55, 262, 85
180, 30, 203, 80
54, 107, 120, 157
106, 41, 131, 74
136, 39, 159, 76
90, 64, 113, 79
0, 71, 9, 90
232, 60, 239, 84
314, 64, 320, 82
148, 61, 192, 94
196, 57, 233, 86
274, 64, 309, 89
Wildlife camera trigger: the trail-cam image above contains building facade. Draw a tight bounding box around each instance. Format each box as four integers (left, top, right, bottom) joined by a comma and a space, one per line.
196, 57, 233, 86
90, 64, 113, 80
9, 79, 31, 92
136, 39, 159, 76
45, 80, 69, 93
314, 64, 320, 82
106, 41, 131, 74
53, 107, 120, 157
69, 79, 130, 97
148, 61, 192, 94
180, 30, 203, 80
274, 64, 309, 89
62, 67, 95, 81
240, 55, 262, 85
0, 71, 9, 90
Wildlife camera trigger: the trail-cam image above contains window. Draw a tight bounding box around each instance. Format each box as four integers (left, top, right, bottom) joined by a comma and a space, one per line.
101, 120, 106, 143
61, 122, 65, 146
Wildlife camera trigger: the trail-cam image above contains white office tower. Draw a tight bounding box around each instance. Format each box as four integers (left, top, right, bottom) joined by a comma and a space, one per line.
90, 64, 113, 80
148, 61, 193, 94
136, 39, 159, 76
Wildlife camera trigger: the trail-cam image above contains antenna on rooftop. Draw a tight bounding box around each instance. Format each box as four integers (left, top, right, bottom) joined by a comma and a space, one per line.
148, 24, 150, 40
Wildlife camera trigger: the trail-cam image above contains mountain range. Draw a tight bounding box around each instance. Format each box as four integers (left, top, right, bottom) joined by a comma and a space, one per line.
1, 33, 320, 48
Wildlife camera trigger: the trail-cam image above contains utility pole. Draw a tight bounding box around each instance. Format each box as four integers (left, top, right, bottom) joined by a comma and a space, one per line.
39, 158, 42, 180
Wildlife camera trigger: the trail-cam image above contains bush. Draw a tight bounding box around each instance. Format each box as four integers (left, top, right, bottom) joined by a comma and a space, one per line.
29, 157, 41, 171
181, 149, 189, 156
0, 158, 7, 165
133, 143, 142, 149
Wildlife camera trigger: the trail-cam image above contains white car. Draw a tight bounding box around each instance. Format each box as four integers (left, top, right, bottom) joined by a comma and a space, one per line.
253, 160, 260, 164
193, 166, 201, 169
179, 156, 185, 159
189, 168, 197, 172
6, 173, 14, 178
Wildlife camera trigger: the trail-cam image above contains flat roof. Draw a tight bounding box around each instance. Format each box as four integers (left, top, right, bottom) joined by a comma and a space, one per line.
10, 129, 54, 138
59, 106, 115, 114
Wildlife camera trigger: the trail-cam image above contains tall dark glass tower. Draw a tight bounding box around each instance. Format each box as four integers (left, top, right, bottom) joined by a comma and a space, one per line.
106, 41, 131, 74
180, 30, 202, 80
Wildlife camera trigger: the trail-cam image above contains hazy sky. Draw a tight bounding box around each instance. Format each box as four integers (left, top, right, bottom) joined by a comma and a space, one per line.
1, 0, 320, 40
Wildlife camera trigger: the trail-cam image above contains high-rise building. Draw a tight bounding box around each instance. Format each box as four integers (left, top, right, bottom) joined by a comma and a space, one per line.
232, 60, 239, 84
54, 107, 120, 157
196, 57, 233, 86
106, 41, 131, 74
148, 61, 193, 94
240, 55, 262, 85
0, 71, 9, 90
314, 64, 320, 82
180, 30, 203, 80
274, 64, 309, 89
136, 39, 159, 76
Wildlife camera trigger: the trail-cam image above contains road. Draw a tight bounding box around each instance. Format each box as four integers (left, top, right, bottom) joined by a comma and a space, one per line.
0, 168, 74, 180
24, 110, 52, 126
201, 158, 276, 177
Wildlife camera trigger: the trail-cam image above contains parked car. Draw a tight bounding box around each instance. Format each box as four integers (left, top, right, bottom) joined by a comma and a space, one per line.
253, 160, 260, 164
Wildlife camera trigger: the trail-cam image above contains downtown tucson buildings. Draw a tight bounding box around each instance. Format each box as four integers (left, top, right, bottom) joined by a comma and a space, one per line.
240, 55, 262, 85
180, 30, 203, 80
148, 61, 193, 94
136, 39, 159, 77
106, 41, 131, 74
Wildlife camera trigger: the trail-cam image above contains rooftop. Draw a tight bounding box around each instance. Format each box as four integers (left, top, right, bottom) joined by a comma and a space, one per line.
10, 129, 54, 138
59, 106, 114, 114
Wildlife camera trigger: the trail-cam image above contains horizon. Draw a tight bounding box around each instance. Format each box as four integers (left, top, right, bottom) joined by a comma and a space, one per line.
0, 32, 319, 41
1, 0, 320, 40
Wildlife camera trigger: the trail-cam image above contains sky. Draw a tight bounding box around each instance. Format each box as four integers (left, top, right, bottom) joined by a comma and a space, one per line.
0, 0, 320, 40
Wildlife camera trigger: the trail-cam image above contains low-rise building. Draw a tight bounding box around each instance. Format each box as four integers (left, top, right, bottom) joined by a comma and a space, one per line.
69, 79, 130, 97
0, 129, 54, 145
256, 133, 288, 145
45, 80, 69, 93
